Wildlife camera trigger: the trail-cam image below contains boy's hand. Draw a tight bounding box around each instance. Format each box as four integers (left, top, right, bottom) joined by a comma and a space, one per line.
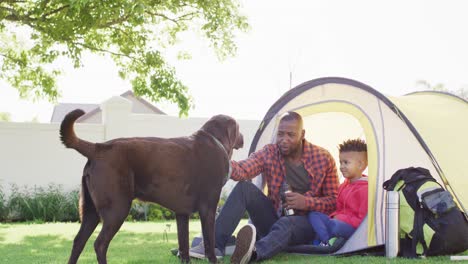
285, 192, 307, 210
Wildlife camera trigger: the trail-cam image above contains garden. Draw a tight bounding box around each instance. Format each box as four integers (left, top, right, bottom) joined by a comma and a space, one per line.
0, 184, 465, 263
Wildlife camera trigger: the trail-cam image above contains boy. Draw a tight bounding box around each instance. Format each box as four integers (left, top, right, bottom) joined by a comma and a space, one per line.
308, 138, 368, 246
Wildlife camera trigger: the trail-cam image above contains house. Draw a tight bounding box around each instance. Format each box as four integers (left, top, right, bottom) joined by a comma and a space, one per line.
50, 90, 166, 123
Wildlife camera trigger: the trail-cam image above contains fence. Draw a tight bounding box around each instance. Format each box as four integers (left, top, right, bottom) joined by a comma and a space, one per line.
0, 96, 260, 192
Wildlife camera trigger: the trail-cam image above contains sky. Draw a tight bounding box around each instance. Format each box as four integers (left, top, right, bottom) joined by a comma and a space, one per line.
1, 0, 468, 122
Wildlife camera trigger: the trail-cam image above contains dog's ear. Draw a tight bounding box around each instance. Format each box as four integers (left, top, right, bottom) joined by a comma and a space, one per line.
229, 121, 243, 150
226, 118, 243, 151
234, 133, 244, 149
202, 115, 243, 158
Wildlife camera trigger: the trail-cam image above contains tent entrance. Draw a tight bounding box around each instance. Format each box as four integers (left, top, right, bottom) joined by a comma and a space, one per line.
271, 101, 379, 247
249, 77, 468, 254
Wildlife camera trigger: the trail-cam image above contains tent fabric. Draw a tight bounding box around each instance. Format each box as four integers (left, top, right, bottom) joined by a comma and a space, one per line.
248, 77, 467, 254
389, 93, 468, 212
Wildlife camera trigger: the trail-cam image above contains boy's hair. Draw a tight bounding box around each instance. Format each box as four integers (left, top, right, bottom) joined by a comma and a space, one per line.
339, 138, 367, 153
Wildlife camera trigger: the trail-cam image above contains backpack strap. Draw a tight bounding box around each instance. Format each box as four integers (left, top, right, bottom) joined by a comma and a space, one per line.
411, 205, 429, 257
383, 167, 433, 191
384, 167, 437, 258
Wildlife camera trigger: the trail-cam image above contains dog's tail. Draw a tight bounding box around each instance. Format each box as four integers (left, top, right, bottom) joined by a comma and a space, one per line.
60, 109, 96, 159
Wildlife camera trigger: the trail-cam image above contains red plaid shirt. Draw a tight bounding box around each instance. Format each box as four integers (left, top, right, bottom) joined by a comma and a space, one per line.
230, 140, 339, 215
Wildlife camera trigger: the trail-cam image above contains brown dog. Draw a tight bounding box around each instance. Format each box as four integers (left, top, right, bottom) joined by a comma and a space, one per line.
61, 109, 243, 264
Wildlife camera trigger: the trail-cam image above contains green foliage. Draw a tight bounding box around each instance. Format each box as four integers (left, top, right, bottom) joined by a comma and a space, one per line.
0, 184, 6, 221
127, 200, 203, 221
0, 0, 249, 116
0, 183, 231, 222
0, 112, 11, 121
6, 184, 79, 222
127, 200, 171, 221
416, 80, 468, 100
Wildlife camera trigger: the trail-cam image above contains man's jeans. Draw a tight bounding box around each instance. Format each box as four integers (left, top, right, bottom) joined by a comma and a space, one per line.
307, 211, 356, 243
215, 181, 316, 260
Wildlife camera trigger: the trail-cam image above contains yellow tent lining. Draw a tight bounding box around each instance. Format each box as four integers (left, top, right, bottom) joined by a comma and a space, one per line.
389, 93, 468, 214
292, 101, 379, 246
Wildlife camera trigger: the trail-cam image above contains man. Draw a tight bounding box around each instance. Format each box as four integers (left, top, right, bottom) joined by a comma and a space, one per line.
189, 111, 339, 263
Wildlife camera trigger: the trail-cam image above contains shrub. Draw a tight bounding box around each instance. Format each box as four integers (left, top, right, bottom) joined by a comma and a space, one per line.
126, 200, 217, 221
0, 183, 235, 222
6, 183, 79, 222
127, 200, 176, 221
0, 184, 7, 221
62, 188, 79, 221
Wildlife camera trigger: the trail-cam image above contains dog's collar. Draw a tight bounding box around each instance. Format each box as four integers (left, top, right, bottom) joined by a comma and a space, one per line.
199, 129, 232, 183
199, 129, 229, 157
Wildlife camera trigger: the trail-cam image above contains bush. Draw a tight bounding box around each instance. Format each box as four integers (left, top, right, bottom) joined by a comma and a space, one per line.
127, 200, 176, 221
0, 184, 7, 221
6, 183, 79, 222
0, 183, 235, 222
126, 198, 228, 221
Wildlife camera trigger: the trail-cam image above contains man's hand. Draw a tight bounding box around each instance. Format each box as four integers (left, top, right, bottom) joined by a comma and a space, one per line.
284, 192, 307, 210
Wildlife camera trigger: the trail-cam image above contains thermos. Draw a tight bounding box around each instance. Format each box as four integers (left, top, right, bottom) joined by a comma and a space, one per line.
281, 182, 294, 216
385, 190, 400, 258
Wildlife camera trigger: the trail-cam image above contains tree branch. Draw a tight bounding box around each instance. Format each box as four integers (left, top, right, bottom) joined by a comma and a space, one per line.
144, 11, 200, 26
72, 42, 139, 61
0, 52, 27, 67
0, 6, 21, 21
145, 11, 180, 26
41, 4, 69, 19
40, 0, 51, 8
0, 0, 27, 4
176, 11, 199, 21
101, 14, 131, 28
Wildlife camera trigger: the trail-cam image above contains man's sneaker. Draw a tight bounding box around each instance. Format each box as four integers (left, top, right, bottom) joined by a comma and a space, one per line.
188, 241, 224, 259
231, 224, 256, 264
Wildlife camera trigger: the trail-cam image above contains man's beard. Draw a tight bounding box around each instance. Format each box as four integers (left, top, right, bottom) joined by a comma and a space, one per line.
279, 144, 299, 157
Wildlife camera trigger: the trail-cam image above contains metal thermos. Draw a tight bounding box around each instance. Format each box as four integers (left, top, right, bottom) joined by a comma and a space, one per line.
281, 182, 294, 216
385, 190, 400, 258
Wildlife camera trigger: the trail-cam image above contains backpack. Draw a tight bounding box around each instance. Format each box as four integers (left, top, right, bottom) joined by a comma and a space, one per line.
383, 167, 468, 258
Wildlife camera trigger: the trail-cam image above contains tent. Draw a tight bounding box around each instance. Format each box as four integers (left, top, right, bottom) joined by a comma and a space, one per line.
249, 77, 468, 254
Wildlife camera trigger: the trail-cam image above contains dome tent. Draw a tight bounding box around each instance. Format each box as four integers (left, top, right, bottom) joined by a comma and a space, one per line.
249, 77, 468, 254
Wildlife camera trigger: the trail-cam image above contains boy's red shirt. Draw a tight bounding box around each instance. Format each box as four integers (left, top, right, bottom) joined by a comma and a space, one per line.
329, 175, 368, 228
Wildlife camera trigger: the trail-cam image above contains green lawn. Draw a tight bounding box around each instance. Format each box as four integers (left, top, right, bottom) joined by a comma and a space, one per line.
0, 221, 465, 263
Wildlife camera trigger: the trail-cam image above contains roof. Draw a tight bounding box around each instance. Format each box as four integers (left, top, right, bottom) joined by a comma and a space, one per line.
50, 90, 166, 123
50, 103, 99, 123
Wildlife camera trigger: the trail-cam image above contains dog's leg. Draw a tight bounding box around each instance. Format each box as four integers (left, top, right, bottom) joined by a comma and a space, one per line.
94, 199, 131, 264
175, 213, 190, 263
199, 204, 218, 264
68, 177, 100, 264
68, 211, 99, 264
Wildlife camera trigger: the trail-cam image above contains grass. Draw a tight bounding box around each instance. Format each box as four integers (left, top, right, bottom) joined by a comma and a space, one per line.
0, 220, 465, 263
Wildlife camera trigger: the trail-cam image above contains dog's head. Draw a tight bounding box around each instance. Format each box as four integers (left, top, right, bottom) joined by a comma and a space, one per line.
201, 114, 244, 159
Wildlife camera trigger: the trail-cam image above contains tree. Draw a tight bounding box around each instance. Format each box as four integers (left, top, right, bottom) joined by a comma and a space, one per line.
0, 112, 11, 121
416, 80, 468, 100
0, 0, 248, 116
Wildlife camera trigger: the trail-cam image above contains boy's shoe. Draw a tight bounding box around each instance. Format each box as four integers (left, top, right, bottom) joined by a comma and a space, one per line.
318, 241, 330, 247
231, 224, 256, 264
188, 242, 224, 259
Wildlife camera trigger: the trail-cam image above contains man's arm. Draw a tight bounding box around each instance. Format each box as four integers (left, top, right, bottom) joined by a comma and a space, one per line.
303, 156, 339, 214
229, 146, 267, 181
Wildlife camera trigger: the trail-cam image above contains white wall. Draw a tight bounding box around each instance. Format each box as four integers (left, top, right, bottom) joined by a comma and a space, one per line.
0, 96, 260, 191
